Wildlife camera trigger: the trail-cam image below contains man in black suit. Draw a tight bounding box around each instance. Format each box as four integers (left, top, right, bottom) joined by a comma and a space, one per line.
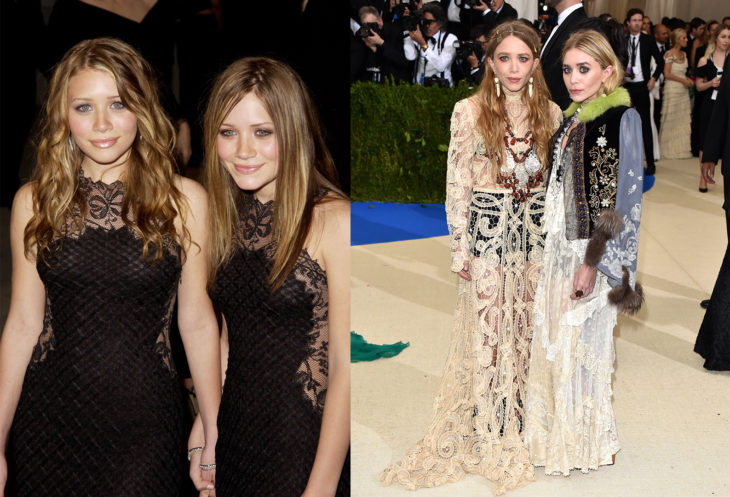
652, 23, 670, 133
624, 7, 664, 175
352, 5, 410, 83
539, 0, 586, 110
459, 0, 517, 36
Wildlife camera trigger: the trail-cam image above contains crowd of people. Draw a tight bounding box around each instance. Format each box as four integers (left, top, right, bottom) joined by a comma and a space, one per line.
351, 2, 730, 179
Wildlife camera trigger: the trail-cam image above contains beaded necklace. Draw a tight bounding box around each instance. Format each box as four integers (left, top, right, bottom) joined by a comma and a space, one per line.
497, 110, 543, 202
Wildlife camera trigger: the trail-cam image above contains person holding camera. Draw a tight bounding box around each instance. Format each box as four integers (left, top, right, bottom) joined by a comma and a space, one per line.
404, 3, 457, 86
353, 5, 411, 83
452, 24, 488, 86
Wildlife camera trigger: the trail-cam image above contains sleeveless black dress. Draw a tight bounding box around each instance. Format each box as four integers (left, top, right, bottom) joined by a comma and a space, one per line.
8, 176, 185, 496
211, 196, 349, 497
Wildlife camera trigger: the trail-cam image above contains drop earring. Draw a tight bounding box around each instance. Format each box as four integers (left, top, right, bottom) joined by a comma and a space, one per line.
68, 136, 74, 151
494, 77, 501, 97
528, 76, 534, 98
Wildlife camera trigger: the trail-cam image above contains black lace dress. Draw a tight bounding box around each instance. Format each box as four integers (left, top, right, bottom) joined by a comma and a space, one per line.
8, 176, 185, 496
211, 196, 349, 497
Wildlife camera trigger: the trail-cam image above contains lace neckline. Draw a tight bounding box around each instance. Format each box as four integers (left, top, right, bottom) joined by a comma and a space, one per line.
79, 168, 124, 190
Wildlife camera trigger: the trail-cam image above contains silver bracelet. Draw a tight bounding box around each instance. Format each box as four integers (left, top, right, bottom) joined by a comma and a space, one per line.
187, 446, 204, 461
199, 463, 217, 471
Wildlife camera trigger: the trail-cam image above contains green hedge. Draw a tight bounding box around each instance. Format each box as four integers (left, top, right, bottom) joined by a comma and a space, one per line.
350, 80, 475, 203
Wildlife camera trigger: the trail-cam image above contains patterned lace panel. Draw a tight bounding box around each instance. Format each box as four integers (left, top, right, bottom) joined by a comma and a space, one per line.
29, 296, 55, 369
525, 173, 620, 475
382, 191, 546, 495
237, 196, 330, 411
446, 95, 562, 272
34, 174, 179, 373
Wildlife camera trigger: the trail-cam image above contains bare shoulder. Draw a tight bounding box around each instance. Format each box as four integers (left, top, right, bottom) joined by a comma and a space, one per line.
698, 56, 708, 68
11, 182, 36, 224
313, 194, 350, 238
174, 175, 208, 207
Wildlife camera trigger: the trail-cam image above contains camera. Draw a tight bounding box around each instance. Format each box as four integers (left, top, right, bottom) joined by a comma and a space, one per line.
423, 75, 450, 88
392, 1, 418, 20
356, 22, 380, 39
461, 0, 484, 7
403, 10, 427, 32
454, 39, 484, 60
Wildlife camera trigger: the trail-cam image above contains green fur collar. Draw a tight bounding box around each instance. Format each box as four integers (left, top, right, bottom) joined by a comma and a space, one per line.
563, 87, 631, 123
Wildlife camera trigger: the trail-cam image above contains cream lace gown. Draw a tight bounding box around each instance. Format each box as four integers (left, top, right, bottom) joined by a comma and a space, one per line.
659, 53, 692, 159
524, 136, 621, 475
381, 90, 561, 494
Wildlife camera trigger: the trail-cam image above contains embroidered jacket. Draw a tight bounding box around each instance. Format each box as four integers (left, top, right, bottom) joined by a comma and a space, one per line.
551, 87, 644, 312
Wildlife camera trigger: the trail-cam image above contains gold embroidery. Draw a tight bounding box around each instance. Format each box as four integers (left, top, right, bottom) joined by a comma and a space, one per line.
587, 144, 618, 223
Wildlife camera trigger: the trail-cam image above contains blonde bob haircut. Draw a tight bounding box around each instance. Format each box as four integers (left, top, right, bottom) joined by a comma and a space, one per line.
204, 57, 344, 292
562, 29, 625, 95
26, 37, 188, 263
474, 20, 554, 177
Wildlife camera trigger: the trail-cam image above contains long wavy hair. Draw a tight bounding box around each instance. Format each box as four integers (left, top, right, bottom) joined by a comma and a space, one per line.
204, 57, 344, 292
25, 37, 188, 263
474, 20, 553, 178
562, 29, 625, 94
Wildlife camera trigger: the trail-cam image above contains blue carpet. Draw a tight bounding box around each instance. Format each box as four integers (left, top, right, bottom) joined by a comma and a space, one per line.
352, 202, 448, 246
353, 172, 653, 246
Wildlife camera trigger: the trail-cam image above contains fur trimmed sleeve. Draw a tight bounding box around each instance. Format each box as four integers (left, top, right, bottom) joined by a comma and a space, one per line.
592, 108, 644, 313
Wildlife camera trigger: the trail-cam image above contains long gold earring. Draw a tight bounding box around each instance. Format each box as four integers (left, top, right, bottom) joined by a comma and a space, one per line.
68, 136, 74, 151
528, 76, 534, 98
494, 77, 501, 97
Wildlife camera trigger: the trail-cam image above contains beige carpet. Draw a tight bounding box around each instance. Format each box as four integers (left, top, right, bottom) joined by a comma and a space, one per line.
352, 157, 730, 497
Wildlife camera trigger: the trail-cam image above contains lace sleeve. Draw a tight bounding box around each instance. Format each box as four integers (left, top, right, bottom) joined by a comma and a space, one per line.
597, 108, 643, 289
549, 101, 563, 133
446, 99, 475, 273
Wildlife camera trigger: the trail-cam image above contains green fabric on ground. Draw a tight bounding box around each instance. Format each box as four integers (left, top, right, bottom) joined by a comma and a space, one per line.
351, 331, 409, 363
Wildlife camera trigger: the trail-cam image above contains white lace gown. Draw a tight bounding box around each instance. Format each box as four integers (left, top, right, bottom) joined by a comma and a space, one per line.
381, 90, 562, 494
524, 144, 621, 475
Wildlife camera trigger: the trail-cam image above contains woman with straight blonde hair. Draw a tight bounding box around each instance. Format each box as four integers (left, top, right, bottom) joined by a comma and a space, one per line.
381, 20, 562, 495
525, 28, 644, 476
187, 56, 350, 496
0, 38, 221, 496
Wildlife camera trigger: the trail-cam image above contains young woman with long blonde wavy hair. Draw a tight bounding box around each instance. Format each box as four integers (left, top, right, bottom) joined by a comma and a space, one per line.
0, 38, 221, 496
381, 20, 562, 495
187, 57, 350, 497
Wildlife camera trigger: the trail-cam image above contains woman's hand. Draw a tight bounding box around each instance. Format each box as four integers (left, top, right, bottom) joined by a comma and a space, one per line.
711, 76, 722, 88
684, 77, 694, 88
571, 263, 597, 300
458, 261, 471, 281
701, 162, 717, 184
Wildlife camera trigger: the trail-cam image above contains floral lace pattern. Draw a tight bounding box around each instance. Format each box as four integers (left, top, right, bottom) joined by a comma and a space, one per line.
525, 144, 621, 476
236, 196, 329, 411
34, 173, 178, 374
382, 93, 562, 495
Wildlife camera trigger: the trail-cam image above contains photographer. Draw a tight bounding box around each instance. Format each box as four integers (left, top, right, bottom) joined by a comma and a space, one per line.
353, 5, 411, 83
404, 3, 457, 86
459, 0, 517, 35
452, 25, 487, 86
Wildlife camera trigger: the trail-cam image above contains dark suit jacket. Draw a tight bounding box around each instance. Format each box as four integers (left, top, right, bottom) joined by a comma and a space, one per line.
540, 6, 586, 110
483, 2, 518, 32
703, 55, 730, 170
631, 32, 664, 82
459, 1, 517, 33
